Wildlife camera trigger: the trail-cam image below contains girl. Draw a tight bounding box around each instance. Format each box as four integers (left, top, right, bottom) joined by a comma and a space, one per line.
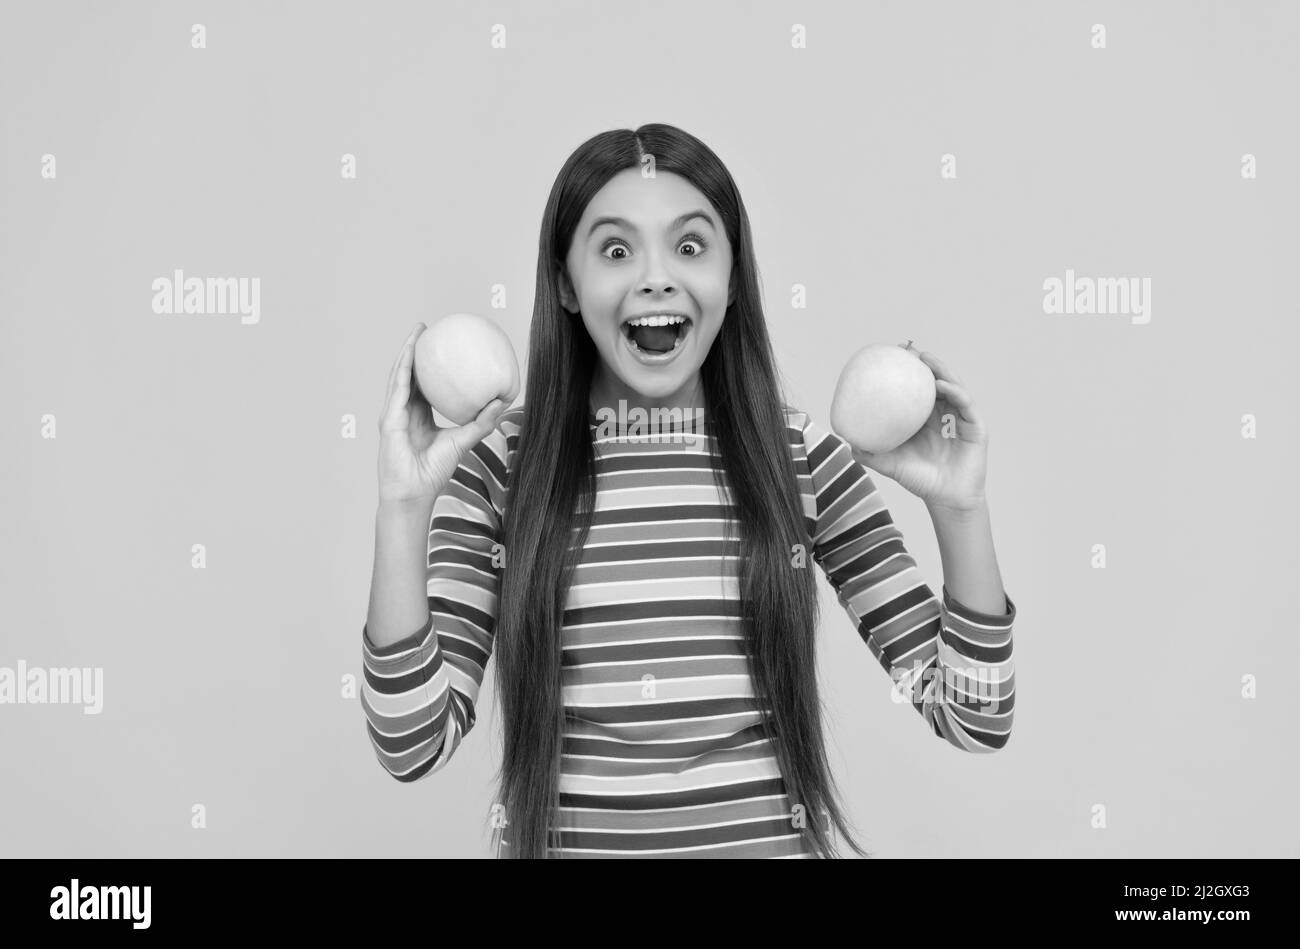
362, 124, 1016, 859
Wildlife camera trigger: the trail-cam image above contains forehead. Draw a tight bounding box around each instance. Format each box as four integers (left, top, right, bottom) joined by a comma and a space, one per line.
579, 168, 715, 227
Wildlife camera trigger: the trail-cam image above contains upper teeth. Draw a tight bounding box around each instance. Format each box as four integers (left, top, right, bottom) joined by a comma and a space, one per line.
626, 314, 687, 327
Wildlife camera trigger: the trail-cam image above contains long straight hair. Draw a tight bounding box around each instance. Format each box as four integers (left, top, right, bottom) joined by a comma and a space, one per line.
490, 124, 870, 858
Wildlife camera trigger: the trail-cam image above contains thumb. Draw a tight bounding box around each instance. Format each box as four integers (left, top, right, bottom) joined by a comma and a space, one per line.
447, 398, 507, 455
851, 445, 886, 473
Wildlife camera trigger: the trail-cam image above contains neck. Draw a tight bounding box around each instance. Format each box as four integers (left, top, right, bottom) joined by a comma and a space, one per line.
588, 364, 704, 417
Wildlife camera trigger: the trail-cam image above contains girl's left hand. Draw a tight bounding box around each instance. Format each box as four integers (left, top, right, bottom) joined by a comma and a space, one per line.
849, 344, 988, 515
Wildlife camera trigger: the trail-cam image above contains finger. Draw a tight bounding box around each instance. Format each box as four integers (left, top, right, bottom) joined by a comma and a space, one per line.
385, 323, 421, 395
928, 394, 944, 427
914, 349, 964, 388
409, 373, 432, 406
383, 325, 424, 428
934, 378, 979, 424
382, 324, 418, 414
407, 376, 436, 432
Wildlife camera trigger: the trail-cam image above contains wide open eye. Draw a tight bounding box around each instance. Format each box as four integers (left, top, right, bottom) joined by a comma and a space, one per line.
601, 233, 709, 261
678, 232, 709, 256
601, 240, 630, 260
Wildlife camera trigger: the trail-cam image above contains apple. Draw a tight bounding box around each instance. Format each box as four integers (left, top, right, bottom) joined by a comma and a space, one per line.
829, 340, 936, 453
413, 313, 520, 425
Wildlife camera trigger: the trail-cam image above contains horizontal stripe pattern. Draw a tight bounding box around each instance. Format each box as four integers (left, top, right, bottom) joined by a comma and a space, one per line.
362, 404, 1016, 857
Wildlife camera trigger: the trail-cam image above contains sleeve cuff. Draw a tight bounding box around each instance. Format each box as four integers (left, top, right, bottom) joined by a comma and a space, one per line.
362, 611, 436, 662
942, 585, 1016, 627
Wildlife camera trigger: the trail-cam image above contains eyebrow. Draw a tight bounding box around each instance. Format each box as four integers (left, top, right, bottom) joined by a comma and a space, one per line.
586, 209, 717, 241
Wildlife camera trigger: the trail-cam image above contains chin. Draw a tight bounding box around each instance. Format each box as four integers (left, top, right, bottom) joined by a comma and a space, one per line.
619, 375, 675, 400
626, 365, 697, 398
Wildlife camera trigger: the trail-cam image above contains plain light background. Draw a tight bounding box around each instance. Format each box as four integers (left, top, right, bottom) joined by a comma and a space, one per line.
2, 0, 1297, 858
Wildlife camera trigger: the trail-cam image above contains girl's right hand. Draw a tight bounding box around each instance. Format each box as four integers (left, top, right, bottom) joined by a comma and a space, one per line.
377, 323, 509, 506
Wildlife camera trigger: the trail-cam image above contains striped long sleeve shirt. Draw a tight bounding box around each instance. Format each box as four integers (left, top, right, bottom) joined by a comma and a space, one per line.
361, 404, 1016, 858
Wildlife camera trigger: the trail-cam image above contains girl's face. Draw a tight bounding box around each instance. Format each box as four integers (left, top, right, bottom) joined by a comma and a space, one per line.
559, 168, 734, 410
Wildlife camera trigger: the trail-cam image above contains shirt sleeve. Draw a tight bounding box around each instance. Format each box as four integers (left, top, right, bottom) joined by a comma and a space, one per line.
798, 412, 1016, 752
360, 421, 510, 781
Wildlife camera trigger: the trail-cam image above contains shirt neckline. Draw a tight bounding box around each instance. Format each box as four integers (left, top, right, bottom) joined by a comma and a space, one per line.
587, 403, 708, 436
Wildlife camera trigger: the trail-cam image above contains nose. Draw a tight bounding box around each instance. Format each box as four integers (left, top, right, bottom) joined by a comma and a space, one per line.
638, 281, 676, 296
636, 247, 676, 296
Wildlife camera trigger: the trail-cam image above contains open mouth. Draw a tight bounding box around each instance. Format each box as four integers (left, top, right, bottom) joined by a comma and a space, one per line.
620, 313, 692, 357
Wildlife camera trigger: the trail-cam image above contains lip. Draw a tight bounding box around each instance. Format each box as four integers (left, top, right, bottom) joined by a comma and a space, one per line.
619, 311, 693, 366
